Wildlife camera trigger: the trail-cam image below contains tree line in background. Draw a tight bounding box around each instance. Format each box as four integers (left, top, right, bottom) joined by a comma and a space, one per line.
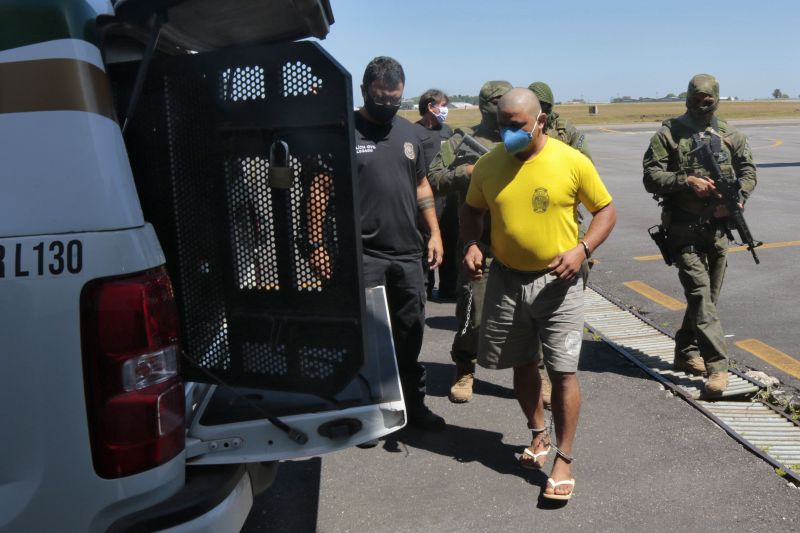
402, 94, 480, 107
447, 94, 480, 105
772, 89, 796, 99
611, 92, 687, 103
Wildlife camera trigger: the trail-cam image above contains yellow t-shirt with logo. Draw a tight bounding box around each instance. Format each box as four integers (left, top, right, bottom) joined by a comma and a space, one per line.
465, 137, 612, 271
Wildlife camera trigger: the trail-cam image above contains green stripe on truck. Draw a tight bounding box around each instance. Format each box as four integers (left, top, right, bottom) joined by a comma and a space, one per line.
0, 0, 97, 52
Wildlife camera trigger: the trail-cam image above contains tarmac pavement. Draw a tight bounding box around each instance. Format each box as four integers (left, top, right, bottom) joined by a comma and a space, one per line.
244, 298, 800, 532
582, 118, 800, 391
244, 118, 800, 532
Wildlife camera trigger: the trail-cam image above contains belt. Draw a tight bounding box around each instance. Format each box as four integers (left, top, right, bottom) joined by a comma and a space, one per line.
494, 259, 551, 277
679, 244, 706, 255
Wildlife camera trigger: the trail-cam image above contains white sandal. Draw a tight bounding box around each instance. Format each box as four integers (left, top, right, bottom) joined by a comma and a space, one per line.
543, 478, 575, 501
518, 423, 550, 470
543, 448, 575, 501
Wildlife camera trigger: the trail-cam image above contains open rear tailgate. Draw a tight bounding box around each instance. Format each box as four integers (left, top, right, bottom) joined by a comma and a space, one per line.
113, 0, 334, 51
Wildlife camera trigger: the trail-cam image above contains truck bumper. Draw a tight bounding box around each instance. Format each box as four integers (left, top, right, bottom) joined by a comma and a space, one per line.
107, 464, 254, 533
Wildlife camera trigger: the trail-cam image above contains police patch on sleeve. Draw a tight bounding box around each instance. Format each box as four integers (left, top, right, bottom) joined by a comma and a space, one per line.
403, 142, 415, 160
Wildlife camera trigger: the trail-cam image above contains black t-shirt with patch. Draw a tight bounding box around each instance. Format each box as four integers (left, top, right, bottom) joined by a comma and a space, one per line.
355, 111, 426, 258
414, 121, 454, 171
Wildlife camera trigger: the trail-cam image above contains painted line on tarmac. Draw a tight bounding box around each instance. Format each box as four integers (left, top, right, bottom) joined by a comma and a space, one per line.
633, 240, 800, 261
735, 339, 800, 380
751, 137, 783, 150
598, 127, 638, 135
622, 280, 686, 310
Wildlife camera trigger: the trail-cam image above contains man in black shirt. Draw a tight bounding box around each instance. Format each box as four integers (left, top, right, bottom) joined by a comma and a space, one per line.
414, 89, 455, 299
415, 89, 454, 169
310, 56, 445, 432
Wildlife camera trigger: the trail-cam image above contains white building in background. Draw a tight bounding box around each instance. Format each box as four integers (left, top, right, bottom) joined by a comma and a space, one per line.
449, 102, 478, 109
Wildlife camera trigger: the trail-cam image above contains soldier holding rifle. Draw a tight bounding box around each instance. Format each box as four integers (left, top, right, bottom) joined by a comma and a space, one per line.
643, 74, 758, 395
428, 80, 512, 403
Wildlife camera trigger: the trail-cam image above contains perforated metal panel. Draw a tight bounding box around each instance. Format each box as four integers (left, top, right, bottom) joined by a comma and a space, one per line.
113, 41, 364, 395
220, 66, 266, 101
282, 60, 323, 97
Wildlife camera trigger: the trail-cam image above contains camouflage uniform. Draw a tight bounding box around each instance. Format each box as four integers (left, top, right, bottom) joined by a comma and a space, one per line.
428, 81, 511, 391
529, 81, 591, 160
643, 74, 757, 379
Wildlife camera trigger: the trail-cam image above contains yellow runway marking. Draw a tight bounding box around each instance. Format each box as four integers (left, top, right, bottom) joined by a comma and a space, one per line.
634, 240, 800, 261
634, 253, 668, 262
623, 281, 686, 310
751, 138, 783, 150
736, 339, 800, 380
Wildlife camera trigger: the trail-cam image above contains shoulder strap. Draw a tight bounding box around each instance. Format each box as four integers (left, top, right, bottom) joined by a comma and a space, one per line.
709, 117, 721, 156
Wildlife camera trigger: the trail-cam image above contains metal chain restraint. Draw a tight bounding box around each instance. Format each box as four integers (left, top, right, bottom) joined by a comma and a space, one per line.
528, 418, 574, 463
459, 284, 473, 336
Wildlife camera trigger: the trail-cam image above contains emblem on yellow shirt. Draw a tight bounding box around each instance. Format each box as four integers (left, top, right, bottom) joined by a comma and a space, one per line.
403, 142, 415, 160
532, 187, 549, 213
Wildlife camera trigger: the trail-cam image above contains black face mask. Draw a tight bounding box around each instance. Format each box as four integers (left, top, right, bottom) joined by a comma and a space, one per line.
687, 99, 719, 126
364, 94, 400, 123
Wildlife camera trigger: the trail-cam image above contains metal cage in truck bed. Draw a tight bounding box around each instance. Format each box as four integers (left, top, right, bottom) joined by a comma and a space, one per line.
112, 41, 367, 397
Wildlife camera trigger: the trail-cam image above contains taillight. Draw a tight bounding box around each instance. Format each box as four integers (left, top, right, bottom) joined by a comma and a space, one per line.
81, 267, 185, 479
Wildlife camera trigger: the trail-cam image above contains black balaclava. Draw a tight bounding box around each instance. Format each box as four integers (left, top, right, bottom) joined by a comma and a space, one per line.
686, 73, 720, 126
478, 80, 512, 132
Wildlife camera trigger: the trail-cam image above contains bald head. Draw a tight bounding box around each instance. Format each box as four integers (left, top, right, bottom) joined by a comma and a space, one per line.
498, 87, 541, 117
496, 88, 547, 157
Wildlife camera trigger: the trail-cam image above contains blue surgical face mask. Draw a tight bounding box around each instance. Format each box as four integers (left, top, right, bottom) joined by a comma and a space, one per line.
501, 112, 542, 154
433, 103, 449, 123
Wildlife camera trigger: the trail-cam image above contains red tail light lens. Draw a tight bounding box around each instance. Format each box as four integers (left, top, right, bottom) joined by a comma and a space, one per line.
81, 267, 185, 479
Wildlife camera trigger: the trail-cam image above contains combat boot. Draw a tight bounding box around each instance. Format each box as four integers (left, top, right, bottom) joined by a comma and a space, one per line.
540, 366, 552, 410
407, 403, 446, 432
674, 357, 706, 376
449, 361, 475, 403
706, 371, 729, 395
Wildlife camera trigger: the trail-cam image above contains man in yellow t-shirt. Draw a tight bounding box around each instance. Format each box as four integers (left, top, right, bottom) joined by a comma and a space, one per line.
460, 88, 616, 502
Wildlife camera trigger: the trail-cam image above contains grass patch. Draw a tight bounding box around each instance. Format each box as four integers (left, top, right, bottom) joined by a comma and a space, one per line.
399, 100, 800, 131
776, 465, 800, 477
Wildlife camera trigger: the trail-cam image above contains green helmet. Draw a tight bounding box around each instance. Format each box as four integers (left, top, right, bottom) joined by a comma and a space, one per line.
528, 81, 554, 110
479, 80, 512, 130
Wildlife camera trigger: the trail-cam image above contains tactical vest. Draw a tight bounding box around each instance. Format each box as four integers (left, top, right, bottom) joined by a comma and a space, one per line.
550, 116, 572, 143
545, 115, 589, 156
659, 116, 737, 219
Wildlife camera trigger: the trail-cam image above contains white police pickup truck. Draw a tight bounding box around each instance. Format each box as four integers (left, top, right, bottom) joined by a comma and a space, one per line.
0, 1, 406, 531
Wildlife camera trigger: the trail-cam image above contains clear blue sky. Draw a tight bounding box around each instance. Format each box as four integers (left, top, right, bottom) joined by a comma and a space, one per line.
313, 0, 800, 102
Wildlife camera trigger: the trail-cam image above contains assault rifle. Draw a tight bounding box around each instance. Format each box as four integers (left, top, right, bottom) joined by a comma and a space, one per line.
457, 133, 490, 157
690, 136, 763, 264
430, 132, 491, 197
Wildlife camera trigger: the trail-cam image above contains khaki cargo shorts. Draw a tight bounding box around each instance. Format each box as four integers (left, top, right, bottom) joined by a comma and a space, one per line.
478, 260, 584, 373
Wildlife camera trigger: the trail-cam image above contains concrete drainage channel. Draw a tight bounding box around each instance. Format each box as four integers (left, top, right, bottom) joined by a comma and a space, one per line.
583, 284, 800, 485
